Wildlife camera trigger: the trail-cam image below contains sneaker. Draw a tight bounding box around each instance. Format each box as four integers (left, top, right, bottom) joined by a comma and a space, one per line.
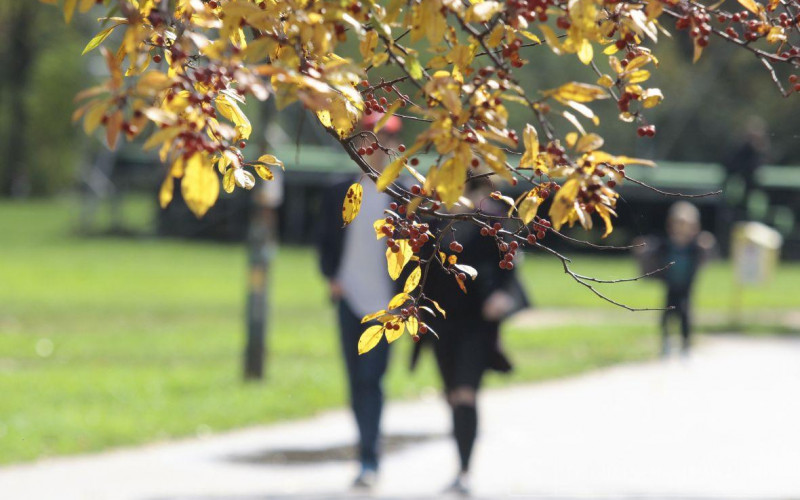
352, 467, 378, 490
444, 472, 471, 496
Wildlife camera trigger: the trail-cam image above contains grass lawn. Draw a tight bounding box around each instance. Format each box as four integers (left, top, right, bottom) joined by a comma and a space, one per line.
0, 196, 796, 464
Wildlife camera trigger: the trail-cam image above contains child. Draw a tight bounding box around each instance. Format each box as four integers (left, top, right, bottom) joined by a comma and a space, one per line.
636, 202, 715, 356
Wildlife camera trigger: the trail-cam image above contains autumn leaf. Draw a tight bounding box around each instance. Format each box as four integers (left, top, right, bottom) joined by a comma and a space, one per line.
342, 183, 363, 226
404, 266, 421, 293
82, 24, 122, 55
549, 177, 580, 230
159, 175, 174, 209
257, 154, 284, 171
386, 239, 413, 280
181, 153, 220, 218
388, 292, 411, 309
358, 325, 385, 355
254, 164, 273, 180
518, 190, 543, 224
361, 310, 388, 323
405, 316, 419, 337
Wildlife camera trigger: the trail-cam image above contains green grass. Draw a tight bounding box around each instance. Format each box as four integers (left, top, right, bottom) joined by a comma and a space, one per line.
0, 196, 796, 464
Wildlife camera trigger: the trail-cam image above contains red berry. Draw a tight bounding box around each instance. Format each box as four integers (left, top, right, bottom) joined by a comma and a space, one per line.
527, 234, 537, 244
152, 54, 162, 63
239, 141, 246, 149
398, 144, 406, 152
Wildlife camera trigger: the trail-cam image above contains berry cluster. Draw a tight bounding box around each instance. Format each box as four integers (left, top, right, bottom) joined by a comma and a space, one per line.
504, 0, 556, 27
526, 216, 551, 244
359, 79, 409, 114
675, 9, 712, 47
381, 203, 431, 254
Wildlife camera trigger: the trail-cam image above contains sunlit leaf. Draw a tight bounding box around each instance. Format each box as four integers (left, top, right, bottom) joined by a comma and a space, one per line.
358, 325, 385, 354
181, 153, 220, 218
342, 183, 363, 226
404, 266, 422, 293
386, 239, 413, 280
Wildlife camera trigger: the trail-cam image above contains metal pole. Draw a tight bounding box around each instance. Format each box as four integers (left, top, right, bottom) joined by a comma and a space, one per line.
243, 195, 276, 379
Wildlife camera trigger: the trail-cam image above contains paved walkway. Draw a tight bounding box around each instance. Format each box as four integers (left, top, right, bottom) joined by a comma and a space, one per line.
2, 335, 800, 500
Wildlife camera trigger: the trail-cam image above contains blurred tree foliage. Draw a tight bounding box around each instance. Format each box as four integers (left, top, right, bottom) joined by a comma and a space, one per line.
0, 2, 796, 198
0, 0, 90, 196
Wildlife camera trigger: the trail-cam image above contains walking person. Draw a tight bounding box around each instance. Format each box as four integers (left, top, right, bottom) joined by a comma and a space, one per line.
316, 114, 402, 489
413, 177, 528, 495
635, 201, 715, 356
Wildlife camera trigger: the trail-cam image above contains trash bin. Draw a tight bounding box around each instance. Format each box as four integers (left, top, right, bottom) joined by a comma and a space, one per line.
731, 221, 782, 285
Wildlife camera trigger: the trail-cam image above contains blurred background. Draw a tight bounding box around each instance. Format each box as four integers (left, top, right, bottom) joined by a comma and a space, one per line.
1, 1, 799, 497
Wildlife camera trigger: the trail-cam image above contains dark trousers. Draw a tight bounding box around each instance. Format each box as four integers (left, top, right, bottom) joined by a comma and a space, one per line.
662, 287, 691, 351
337, 299, 389, 470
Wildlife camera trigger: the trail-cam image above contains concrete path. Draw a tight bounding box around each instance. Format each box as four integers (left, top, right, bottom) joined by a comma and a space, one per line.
2, 335, 800, 500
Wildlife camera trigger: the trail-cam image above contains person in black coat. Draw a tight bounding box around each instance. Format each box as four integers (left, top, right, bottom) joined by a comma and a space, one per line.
414, 178, 528, 494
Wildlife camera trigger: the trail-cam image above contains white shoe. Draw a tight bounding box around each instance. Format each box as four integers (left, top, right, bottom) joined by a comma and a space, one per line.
352, 468, 377, 490
444, 471, 471, 496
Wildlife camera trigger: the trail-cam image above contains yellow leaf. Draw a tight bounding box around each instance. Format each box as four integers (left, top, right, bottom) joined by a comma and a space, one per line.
159, 175, 174, 209
223, 168, 235, 193
487, 24, 505, 48
641, 88, 663, 109
385, 322, 405, 343
342, 183, 363, 226
83, 99, 110, 134
467, 1, 503, 22
404, 266, 421, 293
595, 203, 616, 238
519, 123, 539, 170
549, 177, 580, 230
389, 292, 411, 309
575, 133, 604, 153
361, 309, 388, 323
518, 191, 543, 224
360, 30, 378, 60
544, 82, 608, 103
430, 299, 447, 318
692, 40, 704, 64
82, 25, 120, 55
737, 0, 761, 14
376, 156, 405, 192
435, 157, 467, 209
181, 153, 220, 218
254, 164, 273, 180
358, 325, 385, 355
405, 316, 419, 337
215, 94, 252, 140
577, 38, 593, 65
257, 154, 284, 170
63, 0, 77, 23
539, 25, 563, 54
596, 74, 615, 88
386, 239, 413, 280
626, 69, 650, 84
